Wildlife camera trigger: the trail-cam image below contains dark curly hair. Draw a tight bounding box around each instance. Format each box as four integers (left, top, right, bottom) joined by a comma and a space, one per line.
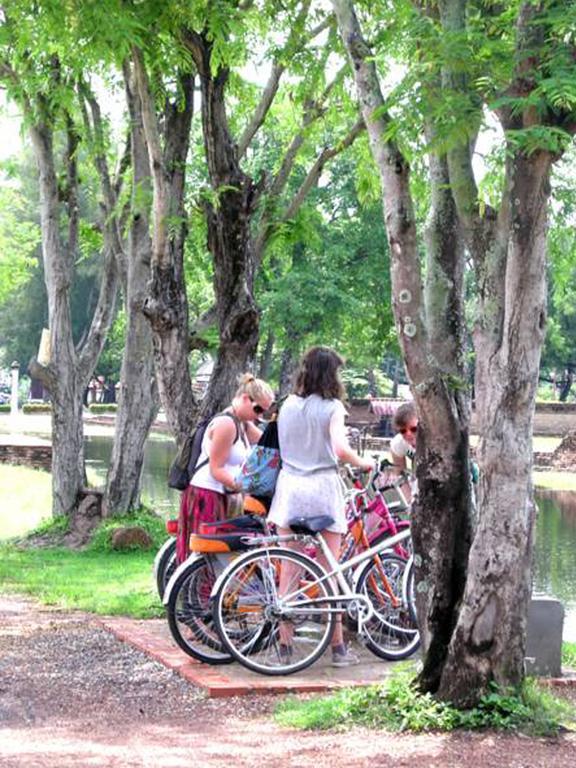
294, 346, 346, 400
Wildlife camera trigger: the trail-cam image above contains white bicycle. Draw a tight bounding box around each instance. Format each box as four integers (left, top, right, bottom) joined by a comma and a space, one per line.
211, 516, 418, 676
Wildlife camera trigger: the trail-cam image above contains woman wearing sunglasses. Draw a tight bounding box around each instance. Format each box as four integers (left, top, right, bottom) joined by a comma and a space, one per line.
390, 401, 418, 501
178, 373, 275, 554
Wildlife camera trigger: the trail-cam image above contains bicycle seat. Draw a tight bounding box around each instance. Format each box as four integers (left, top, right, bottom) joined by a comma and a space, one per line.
287, 515, 335, 535
189, 532, 261, 553
198, 514, 265, 536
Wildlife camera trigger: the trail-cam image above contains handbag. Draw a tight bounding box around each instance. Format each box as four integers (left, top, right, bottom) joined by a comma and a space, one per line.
236, 418, 281, 498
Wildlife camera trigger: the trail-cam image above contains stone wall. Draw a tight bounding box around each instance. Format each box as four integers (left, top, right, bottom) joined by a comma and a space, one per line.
0, 444, 52, 471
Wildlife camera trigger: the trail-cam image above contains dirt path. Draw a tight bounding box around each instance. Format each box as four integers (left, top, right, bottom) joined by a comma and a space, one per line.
0, 595, 575, 768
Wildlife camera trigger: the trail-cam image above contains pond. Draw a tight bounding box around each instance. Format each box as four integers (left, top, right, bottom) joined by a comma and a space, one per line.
2, 418, 575, 642
83, 433, 576, 642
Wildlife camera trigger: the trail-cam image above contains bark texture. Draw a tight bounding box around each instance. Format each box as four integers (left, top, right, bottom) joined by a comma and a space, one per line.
103, 68, 158, 516
132, 50, 197, 445
335, 0, 575, 706
185, 33, 261, 416
27, 126, 119, 515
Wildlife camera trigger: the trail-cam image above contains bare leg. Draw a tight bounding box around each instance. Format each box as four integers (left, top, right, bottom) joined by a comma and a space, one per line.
316, 530, 345, 648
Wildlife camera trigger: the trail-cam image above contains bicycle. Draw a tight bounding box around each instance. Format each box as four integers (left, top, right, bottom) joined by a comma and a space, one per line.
164, 462, 415, 666
211, 518, 418, 676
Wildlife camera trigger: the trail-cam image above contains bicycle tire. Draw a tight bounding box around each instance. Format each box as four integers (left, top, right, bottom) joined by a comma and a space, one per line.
355, 552, 420, 661
213, 547, 335, 676
167, 555, 233, 664
154, 537, 177, 601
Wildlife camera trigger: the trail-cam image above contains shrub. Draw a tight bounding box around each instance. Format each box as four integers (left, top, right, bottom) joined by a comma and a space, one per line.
88, 403, 118, 414
22, 402, 52, 413
0, 404, 10, 412
86, 507, 166, 553
275, 668, 575, 737
563, 641, 576, 670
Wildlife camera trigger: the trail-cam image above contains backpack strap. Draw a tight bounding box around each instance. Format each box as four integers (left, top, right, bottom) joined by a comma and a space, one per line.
191, 411, 240, 479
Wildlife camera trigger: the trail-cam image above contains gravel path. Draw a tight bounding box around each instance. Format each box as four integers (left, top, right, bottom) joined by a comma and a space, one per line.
1, 594, 575, 768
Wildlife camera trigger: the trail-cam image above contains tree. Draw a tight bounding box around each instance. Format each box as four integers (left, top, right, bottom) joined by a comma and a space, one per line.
333, 0, 576, 706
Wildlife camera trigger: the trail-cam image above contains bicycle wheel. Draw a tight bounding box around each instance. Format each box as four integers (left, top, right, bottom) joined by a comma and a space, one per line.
213, 547, 335, 676
154, 537, 177, 601
167, 555, 233, 664
355, 552, 420, 661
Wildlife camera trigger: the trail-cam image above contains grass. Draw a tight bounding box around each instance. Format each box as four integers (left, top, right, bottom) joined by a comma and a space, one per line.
0, 464, 52, 539
533, 471, 576, 491
275, 668, 576, 736
0, 463, 167, 618
0, 543, 162, 617
563, 642, 576, 670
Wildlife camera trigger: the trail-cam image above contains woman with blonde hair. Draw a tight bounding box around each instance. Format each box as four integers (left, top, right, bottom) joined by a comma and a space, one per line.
176, 373, 274, 563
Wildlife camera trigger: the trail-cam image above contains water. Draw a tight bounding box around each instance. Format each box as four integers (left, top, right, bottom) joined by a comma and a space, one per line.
85, 433, 182, 518
533, 490, 576, 642
84, 434, 576, 640
3, 419, 576, 641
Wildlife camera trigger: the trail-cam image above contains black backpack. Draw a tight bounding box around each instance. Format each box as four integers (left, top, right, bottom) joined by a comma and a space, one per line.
168, 412, 239, 491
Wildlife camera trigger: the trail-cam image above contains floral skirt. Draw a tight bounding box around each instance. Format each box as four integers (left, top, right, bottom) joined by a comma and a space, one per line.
176, 485, 228, 564
267, 467, 347, 534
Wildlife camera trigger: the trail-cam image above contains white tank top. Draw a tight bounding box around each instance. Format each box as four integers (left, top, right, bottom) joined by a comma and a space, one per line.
192, 414, 248, 493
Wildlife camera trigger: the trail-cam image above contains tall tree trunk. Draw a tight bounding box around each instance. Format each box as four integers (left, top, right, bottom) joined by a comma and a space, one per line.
186, 35, 260, 416
132, 51, 197, 445
440, 149, 552, 703
104, 69, 158, 516
258, 331, 275, 380
333, 0, 472, 697
28, 112, 118, 517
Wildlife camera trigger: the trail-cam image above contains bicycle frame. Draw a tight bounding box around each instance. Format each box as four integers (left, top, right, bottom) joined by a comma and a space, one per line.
210, 527, 413, 636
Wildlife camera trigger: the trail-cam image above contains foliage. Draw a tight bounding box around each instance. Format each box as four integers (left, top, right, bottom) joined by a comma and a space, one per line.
88, 403, 118, 413
0, 404, 10, 412
0, 185, 40, 306
85, 507, 167, 553
275, 668, 575, 736
0, 543, 162, 618
22, 402, 52, 413
563, 642, 576, 670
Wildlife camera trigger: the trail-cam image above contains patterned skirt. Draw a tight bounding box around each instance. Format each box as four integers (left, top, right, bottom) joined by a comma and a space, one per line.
176, 485, 228, 564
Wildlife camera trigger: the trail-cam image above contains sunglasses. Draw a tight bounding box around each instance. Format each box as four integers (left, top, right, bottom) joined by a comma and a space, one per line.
249, 397, 266, 416
400, 425, 418, 435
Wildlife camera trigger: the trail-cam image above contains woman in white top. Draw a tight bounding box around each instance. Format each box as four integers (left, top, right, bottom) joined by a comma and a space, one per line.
268, 347, 372, 667
176, 374, 274, 563
389, 401, 418, 503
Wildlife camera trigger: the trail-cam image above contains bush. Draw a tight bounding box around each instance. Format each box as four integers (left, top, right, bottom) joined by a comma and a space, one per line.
88, 403, 118, 414
86, 507, 166, 553
0, 403, 10, 412
22, 402, 52, 413
275, 668, 575, 737
563, 641, 576, 670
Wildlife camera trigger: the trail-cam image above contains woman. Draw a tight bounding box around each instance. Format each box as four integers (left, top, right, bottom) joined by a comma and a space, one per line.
268, 346, 372, 667
390, 401, 418, 503
176, 374, 275, 563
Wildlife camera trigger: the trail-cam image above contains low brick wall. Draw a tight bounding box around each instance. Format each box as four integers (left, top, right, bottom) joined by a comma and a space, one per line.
0, 444, 52, 471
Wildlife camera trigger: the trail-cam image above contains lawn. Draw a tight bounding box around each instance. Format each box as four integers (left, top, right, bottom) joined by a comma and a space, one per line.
0, 544, 162, 618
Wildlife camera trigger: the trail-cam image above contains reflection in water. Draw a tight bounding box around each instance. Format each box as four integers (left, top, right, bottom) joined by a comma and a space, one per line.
85, 434, 181, 518
534, 490, 576, 641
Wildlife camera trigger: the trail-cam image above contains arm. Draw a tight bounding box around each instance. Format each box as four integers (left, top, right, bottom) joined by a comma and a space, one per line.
207, 416, 242, 491
330, 408, 373, 471
244, 419, 264, 445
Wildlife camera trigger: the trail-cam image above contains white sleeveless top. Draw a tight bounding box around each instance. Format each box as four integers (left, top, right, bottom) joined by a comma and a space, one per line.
192, 415, 248, 493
